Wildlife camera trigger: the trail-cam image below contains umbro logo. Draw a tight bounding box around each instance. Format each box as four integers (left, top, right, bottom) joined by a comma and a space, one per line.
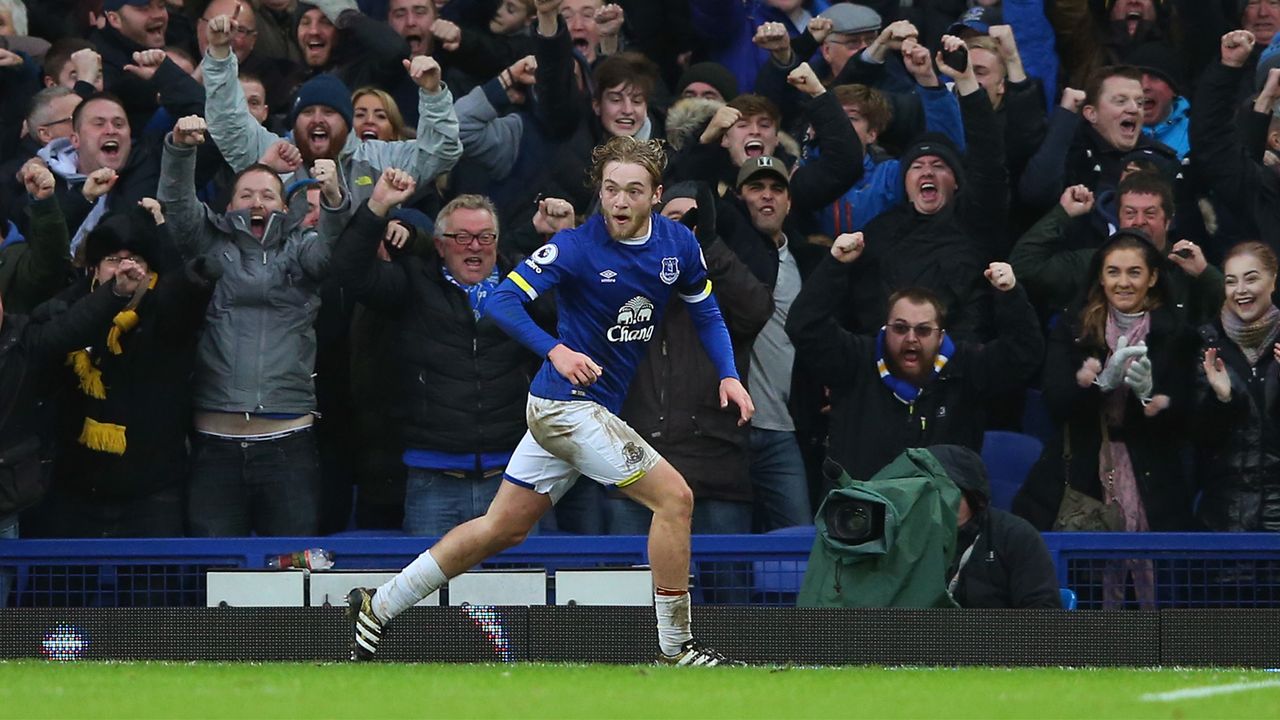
599, 269, 617, 283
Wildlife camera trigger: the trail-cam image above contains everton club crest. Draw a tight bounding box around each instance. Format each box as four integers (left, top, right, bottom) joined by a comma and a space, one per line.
659, 257, 679, 285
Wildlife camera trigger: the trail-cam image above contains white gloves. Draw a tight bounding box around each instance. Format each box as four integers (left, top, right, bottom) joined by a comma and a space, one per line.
1124, 355, 1154, 402
1095, 335, 1147, 391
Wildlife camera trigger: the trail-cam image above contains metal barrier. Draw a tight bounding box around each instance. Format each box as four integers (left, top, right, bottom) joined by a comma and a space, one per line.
1, 532, 1279, 608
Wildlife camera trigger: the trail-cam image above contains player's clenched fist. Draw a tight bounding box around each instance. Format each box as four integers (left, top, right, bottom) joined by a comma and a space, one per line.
173, 115, 207, 146
549, 343, 604, 387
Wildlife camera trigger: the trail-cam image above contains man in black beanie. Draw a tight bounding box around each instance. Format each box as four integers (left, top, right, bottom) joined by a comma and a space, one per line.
843, 44, 1009, 343
676, 62, 739, 103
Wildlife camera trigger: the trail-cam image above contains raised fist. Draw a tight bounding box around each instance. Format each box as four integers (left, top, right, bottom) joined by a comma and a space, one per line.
430, 19, 462, 52
831, 232, 865, 264
1059, 184, 1095, 217
1060, 87, 1086, 113
902, 41, 938, 87
172, 115, 207, 146
82, 168, 118, 202
596, 4, 624, 37
508, 55, 537, 86
786, 62, 824, 97
533, 196, 575, 235
984, 262, 1016, 291
404, 54, 442, 92
1222, 29, 1256, 68
700, 105, 742, 144
312, 158, 342, 204
368, 167, 417, 216
753, 22, 790, 55
138, 197, 166, 226
258, 140, 302, 174
124, 49, 166, 81
70, 48, 102, 87
21, 162, 55, 201
988, 25, 1020, 61
807, 16, 834, 44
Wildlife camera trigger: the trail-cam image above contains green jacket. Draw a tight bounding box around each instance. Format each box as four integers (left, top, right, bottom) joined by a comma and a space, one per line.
1009, 205, 1225, 322
797, 449, 962, 609
0, 197, 72, 314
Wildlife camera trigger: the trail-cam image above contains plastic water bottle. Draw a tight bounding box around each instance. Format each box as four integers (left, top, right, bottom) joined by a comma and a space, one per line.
267, 548, 335, 570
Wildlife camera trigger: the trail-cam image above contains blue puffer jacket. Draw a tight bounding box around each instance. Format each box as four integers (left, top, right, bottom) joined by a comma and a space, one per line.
689, 0, 830, 93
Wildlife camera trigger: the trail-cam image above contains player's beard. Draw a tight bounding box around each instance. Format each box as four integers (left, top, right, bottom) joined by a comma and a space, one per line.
605, 208, 650, 241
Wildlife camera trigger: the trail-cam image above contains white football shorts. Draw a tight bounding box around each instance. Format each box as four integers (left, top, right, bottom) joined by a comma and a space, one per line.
503, 395, 660, 502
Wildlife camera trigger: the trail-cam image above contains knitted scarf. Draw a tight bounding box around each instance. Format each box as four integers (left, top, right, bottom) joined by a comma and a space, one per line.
875, 327, 955, 405
1221, 304, 1280, 366
441, 265, 501, 321
65, 273, 158, 455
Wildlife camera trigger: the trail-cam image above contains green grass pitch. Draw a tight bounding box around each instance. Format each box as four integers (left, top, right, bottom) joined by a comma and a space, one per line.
1, 663, 1279, 719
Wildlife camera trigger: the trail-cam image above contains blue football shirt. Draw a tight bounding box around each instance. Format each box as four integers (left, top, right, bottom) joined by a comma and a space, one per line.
490, 213, 724, 413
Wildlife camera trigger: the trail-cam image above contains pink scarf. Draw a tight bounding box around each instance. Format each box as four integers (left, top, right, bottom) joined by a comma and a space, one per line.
1101, 307, 1151, 534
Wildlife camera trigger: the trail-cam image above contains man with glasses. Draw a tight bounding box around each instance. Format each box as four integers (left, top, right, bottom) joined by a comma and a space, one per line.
330, 181, 553, 536
785, 232, 1043, 485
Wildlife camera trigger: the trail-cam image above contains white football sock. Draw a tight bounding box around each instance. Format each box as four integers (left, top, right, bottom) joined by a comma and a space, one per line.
373, 549, 448, 622
654, 589, 693, 656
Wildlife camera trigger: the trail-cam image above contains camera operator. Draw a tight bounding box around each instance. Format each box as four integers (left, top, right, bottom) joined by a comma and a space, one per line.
930, 445, 1061, 609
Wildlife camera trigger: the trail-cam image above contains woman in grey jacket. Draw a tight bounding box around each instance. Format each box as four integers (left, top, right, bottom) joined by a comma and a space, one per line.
157, 115, 350, 537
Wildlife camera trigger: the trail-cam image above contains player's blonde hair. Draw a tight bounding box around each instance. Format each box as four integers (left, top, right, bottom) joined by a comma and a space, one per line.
589, 135, 667, 191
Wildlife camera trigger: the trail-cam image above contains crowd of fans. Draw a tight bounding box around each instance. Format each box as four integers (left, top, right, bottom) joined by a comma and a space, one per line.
0, 0, 1279, 593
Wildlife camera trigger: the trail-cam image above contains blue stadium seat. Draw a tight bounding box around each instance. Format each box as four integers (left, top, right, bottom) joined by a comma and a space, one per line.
981, 431, 1044, 512
1021, 388, 1055, 445
750, 525, 815, 603
1060, 588, 1077, 610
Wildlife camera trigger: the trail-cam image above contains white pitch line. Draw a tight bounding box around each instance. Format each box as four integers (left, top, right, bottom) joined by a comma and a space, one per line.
1140, 680, 1280, 702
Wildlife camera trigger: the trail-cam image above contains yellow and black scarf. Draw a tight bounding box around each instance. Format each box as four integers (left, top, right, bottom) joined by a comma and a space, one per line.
65, 273, 158, 455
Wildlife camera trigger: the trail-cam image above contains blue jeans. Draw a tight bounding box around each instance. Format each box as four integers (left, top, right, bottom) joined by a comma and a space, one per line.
403, 468, 503, 537
604, 494, 753, 603
187, 430, 321, 537
542, 477, 605, 535
748, 428, 813, 531
0, 513, 17, 608
604, 494, 753, 535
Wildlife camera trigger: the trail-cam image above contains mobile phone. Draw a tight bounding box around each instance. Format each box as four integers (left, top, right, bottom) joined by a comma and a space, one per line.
941, 46, 968, 74
1173, 248, 1194, 259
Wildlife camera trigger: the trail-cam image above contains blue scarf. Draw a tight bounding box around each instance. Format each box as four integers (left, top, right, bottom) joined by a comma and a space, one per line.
875, 327, 955, 405
441, 265, 501, 320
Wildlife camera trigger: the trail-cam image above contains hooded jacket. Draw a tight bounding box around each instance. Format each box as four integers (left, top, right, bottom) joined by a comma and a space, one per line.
930, 445, 1062, 609
157, 136, 349, 416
